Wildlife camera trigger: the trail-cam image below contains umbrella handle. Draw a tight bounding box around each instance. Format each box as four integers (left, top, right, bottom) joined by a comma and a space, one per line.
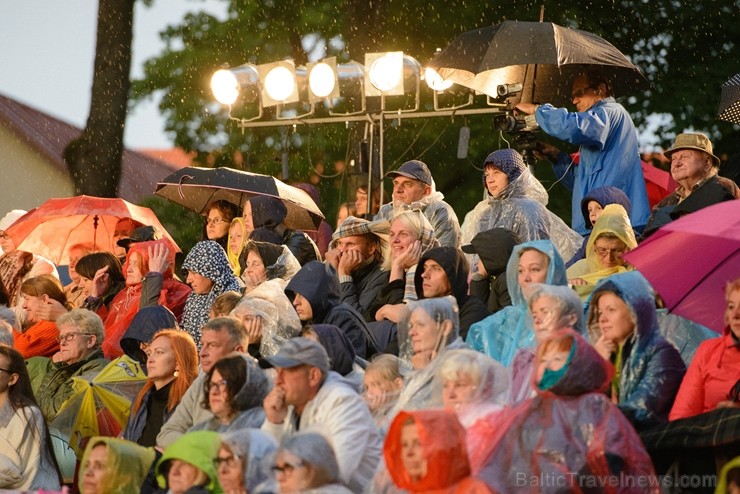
93, 215, 98, 250
177, 175, 195, 200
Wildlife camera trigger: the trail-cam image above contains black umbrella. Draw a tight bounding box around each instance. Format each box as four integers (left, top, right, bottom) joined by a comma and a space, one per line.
155, 167, 324, 231
427, 20, 648, 106
718, 72, 740, 124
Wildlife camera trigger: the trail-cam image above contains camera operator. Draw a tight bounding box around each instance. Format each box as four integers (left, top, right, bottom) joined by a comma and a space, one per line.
515, 69, 650, 236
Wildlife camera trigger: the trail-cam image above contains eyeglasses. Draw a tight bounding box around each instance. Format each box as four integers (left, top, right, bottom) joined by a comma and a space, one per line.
571, 86, 595, 99
205, 217, 229, 226
206, 379, 229, 394
272, 460, 304, 475
595, 246, 626, 257
213, 454, 240, 469
57, 332, 93, 344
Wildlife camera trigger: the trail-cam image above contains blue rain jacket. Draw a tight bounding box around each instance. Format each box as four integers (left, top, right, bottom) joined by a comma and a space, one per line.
536, 98, 650, 234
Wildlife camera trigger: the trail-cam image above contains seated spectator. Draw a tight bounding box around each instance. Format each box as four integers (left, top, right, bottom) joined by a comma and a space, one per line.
375, 160, 461, 248
0, 277, 18, 332
302, 324, 363, 390
123, 330, 198, 447
157, 317, 248, 449
434, 349, 509, 427
336, 201, 357, 228
0, 320, 12, 346
209, 290, 242, 319
643, 132, 740, 238
120, 305, 178, 369
325, 216, 390, 322
29, 308, 109, 423
111, 218, 141, 261
460, 148, 581, 262
181, 240, 242, 346
355, 183, 381, 219
467, 239, 567, 366
15, 275, 71, 358
587, 271, 685, 430
189, 354, 267, 433
669, 278, 740, 420
77, 251, 126, 318
474, 330, 656, 489
239, 240, 301, 292
154, 430, 221, 494
63, 243, 94, 308
566, 186, 632, 267
293, 182, 334, 256
216, 429, 277, 494
567, 203, 638, 301
461, 228, 520, 313
226, 217, 249, 276
261, 337, 381, 492
244, 195, 321, 265
384, 410, 493, 493
0, 345, 62, 490
414, 246, 490, 340
202, 200, 240, 253
363, 354, 404, 427
285, 260, 375, 358
78, 437, 156, 494
273, 432, 354, 494
510, 284, 584, 403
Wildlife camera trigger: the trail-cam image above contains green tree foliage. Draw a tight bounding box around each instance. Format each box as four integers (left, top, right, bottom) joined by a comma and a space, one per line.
131, 0, 740, 227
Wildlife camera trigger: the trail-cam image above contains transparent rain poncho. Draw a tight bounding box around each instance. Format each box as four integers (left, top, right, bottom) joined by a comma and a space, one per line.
240, 240, 301, 292
460, 148, 582, 263
219, 429, 278, 494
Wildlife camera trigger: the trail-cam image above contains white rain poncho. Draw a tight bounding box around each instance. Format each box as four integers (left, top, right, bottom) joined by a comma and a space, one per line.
460, 148, 581, 263
219, 429, 278, 494
240, 240, 301, 292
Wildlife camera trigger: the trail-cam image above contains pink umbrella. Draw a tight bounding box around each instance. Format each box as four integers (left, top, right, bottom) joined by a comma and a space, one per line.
622, 201, 740, 332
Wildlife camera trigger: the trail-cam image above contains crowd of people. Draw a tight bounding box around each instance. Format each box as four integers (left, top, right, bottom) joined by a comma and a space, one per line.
0, 69, 739, 494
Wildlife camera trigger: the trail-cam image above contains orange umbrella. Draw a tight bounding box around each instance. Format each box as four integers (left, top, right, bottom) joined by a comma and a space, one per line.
5, 195, 180, 264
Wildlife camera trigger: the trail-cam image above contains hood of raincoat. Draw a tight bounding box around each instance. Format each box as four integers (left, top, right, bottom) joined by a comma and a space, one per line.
586, 271, 658, 353
120, 305, 178, 364
249, 196, 288, 230
156, 430, 222, 493
310, 324, 356, 376
579, 203, 638, 275
464, 228, 519, 277
481, 149, 548, 204
231, 355, 270, 411
505, 239, 567, 307
81, 436, 156, 493
580, 186, 632, 230
220, 429, 278, 494
398, 297, 461, 369
414, 246, 470, 304
385, 409, 472, 491
125, 238, 178, 279
285, 261, 340, 323
536, 329, 614, 397
241, 240, 301, 283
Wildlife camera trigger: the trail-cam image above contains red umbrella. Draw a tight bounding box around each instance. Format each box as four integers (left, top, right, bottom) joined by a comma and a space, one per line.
622, 201, 740, 332
6, 195, 180, 265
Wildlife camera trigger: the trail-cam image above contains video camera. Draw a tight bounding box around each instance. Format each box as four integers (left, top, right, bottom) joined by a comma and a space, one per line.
492, 83, 539, 133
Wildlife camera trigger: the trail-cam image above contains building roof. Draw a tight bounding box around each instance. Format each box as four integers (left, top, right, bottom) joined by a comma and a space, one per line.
0, 93, 188, 203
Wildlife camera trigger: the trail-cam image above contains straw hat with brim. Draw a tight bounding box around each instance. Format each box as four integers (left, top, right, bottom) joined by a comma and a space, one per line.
664, 133, 720, 167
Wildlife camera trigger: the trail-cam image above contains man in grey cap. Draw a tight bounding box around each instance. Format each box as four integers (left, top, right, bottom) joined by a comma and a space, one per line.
261, 337, 381, 494
642, 132, 740, 237
374, 159, 461, 248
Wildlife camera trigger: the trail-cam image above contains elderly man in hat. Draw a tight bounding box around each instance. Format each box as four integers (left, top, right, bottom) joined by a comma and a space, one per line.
642, 132, 740, 237
324, 216, 390, 322
374, 160, 461, 248
261, 337, 381, 494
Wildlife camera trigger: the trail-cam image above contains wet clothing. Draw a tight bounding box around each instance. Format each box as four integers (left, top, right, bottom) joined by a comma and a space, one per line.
155, 430, 222, 494
120, 305, 179, 366
535, 97, 651, 234
339, 258, 389, 322
376, 191, 461, 249
467, 240, 567, 366
79, 437, 156, 494
156, 372, 212, 449
249, 195, 321, 265
285, 261, 375, 358
219, 429, 277, 494
586, 272, 686, 430
465, 228, 519, 313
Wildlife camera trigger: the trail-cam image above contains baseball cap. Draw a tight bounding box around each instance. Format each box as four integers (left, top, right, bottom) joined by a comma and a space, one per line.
117, 225, 161, 248
385, 160, 432, 186
261, 337, 330, 372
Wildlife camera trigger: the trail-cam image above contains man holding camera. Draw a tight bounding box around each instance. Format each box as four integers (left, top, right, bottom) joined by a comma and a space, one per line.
515, 69, 650, 235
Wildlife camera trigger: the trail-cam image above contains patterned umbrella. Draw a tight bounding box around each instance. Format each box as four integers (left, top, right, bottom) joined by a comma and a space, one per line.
718, 72, 740, 124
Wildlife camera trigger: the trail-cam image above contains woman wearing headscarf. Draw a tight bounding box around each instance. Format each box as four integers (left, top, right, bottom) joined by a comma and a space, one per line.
586, 271, 685, 430
460, 148, 581, 262
216, 429, 277, 494
384, 410, 493, 494
273, 432, 354, 494
245, 195, 321, 265
466, 239, 567, 367
567, 203, 638, 301
239, 240, 301, 292
473, 330, 658, 492
226, 217, 249, 277
154, 430, 222, 494
181, 241, 242, 346
189, 355, 268, 433
78, 437, 156, 494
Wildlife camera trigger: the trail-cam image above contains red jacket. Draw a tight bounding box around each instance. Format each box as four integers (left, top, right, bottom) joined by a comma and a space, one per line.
669, 328, 740, 421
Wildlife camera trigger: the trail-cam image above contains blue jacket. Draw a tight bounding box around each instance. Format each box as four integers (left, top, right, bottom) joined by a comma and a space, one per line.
586, 271, 686, 430
466, 240, 566, 366
536, 98, 650, 234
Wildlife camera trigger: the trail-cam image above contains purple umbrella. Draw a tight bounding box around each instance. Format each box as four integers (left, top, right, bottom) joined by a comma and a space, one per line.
622, 201, 740, 332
